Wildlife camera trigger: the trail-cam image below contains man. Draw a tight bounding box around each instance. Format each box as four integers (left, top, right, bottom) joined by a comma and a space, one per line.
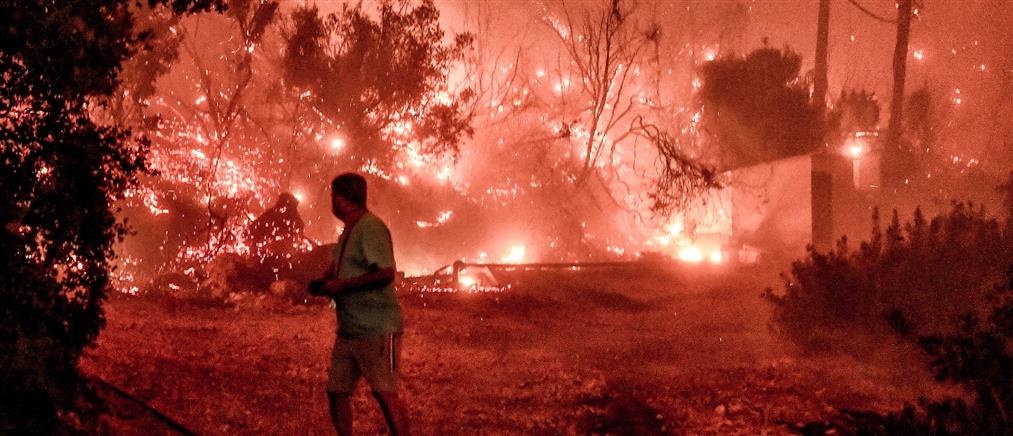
309, 173, 409, 435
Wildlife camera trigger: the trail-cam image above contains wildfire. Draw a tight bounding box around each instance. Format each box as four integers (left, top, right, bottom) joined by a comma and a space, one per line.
677, 244, 723, 264
102, 0, 996, 297
415, 210, 454, 229
502, 245, 526, 264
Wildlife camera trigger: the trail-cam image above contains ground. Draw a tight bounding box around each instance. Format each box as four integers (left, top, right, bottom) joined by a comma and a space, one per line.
81, 264, 944, 435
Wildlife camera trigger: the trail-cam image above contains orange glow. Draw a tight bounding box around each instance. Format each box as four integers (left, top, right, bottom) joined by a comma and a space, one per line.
847, 144, 864, 159
329, 137, 345, 153
502, 245, 526, 264
678, 244, 722, 264
703, 47, 717, 61
458, 275, 477, 288
678, 245, 704, 262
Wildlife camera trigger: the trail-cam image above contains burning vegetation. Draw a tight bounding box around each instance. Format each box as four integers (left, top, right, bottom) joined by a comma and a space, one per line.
3, 0, 1013, 433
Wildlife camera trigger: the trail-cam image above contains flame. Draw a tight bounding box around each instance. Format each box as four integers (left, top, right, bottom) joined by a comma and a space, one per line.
502, 245, 526, 264
703, 47, 718, 61
677, 244, 723, 264
678, 245, 704, 262
458, 275, 477, 288
329, 137, 345, 153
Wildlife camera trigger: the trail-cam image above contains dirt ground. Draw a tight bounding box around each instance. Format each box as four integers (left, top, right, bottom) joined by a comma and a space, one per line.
81, 264, 943, 435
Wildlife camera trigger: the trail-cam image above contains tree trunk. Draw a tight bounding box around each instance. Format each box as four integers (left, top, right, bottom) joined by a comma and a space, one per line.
814, 0, 831, 108
885, 0, 913, 189
811, 0, 834, 252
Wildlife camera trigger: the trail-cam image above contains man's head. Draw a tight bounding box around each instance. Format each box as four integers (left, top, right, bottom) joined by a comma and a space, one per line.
331, 173, 368, 220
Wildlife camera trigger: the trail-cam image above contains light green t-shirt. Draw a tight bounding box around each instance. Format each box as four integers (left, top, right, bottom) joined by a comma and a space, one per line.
332, 212, 403, 338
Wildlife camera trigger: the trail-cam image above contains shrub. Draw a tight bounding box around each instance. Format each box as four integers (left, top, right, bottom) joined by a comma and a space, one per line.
808, 270, 1013, 435
874, 267, 1013, 434
767, 191, 1013, 433
763, 203, 1013, 355
1, 1, 221, 431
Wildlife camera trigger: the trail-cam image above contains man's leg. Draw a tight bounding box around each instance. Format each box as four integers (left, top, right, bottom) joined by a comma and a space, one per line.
360, 334, 410, 435
327, 392, 353, 436
372, 390, 410, 436
328, 336, 359, 435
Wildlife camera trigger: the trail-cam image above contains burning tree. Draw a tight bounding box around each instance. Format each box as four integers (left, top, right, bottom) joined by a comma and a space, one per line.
281, 0, 474, 167
0, 1, 221, 431
163, 0, 280, 266
274, 0, 482, 269
83, 0, 478, 287
544, 0, 651, 190
108, 1, 340, 292
412, 0, 736, 262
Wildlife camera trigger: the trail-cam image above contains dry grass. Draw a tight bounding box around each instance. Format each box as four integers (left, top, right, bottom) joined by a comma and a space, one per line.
81, 265, 941, 434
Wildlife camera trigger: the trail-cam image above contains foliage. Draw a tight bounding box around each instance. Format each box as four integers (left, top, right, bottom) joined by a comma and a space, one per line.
632, 116, 721, 216
803, 269, 1013, 435
113, 0, 299, 277
884, 269, 1013, 434
104, 4, 186, 127
766, 174, 1013, 433
905, 87, 940, 152
826, 89, 880, 141
764, 202, 1013, 355
898, 86, 955, 188
282, 0, 474, 165
698, 46, 823, 169
0, 0, 221, 432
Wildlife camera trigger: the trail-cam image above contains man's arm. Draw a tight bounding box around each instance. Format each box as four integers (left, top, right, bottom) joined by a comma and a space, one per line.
321, 265, 395, 296
308, 261, 337, 296
317, 216, 397, 297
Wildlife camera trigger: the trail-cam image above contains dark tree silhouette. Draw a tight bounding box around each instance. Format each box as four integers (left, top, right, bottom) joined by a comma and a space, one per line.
825, 89, 880, 146
281, 0, 474, 167
698, 47, 823, 169
813, 0, 831, 108
0, 1, 222, 432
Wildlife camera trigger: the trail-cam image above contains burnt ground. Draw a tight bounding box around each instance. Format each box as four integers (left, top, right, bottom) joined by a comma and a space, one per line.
81, 265, 948, 435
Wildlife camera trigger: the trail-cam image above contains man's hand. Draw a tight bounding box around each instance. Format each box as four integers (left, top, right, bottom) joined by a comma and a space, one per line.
308, 279, 348, 297
308, 279, 329, 296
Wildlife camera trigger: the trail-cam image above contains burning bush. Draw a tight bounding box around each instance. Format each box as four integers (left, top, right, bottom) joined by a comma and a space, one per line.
764, 202, 1013, 355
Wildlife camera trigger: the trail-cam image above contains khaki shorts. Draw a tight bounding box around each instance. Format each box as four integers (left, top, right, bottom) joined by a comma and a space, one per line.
327, 333, 400, 394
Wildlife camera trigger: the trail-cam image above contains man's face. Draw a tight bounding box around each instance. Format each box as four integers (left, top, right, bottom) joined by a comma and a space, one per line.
331, 192, 354, 221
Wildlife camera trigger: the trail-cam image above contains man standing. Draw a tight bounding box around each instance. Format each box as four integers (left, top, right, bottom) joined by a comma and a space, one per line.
310, 173, 409, 435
